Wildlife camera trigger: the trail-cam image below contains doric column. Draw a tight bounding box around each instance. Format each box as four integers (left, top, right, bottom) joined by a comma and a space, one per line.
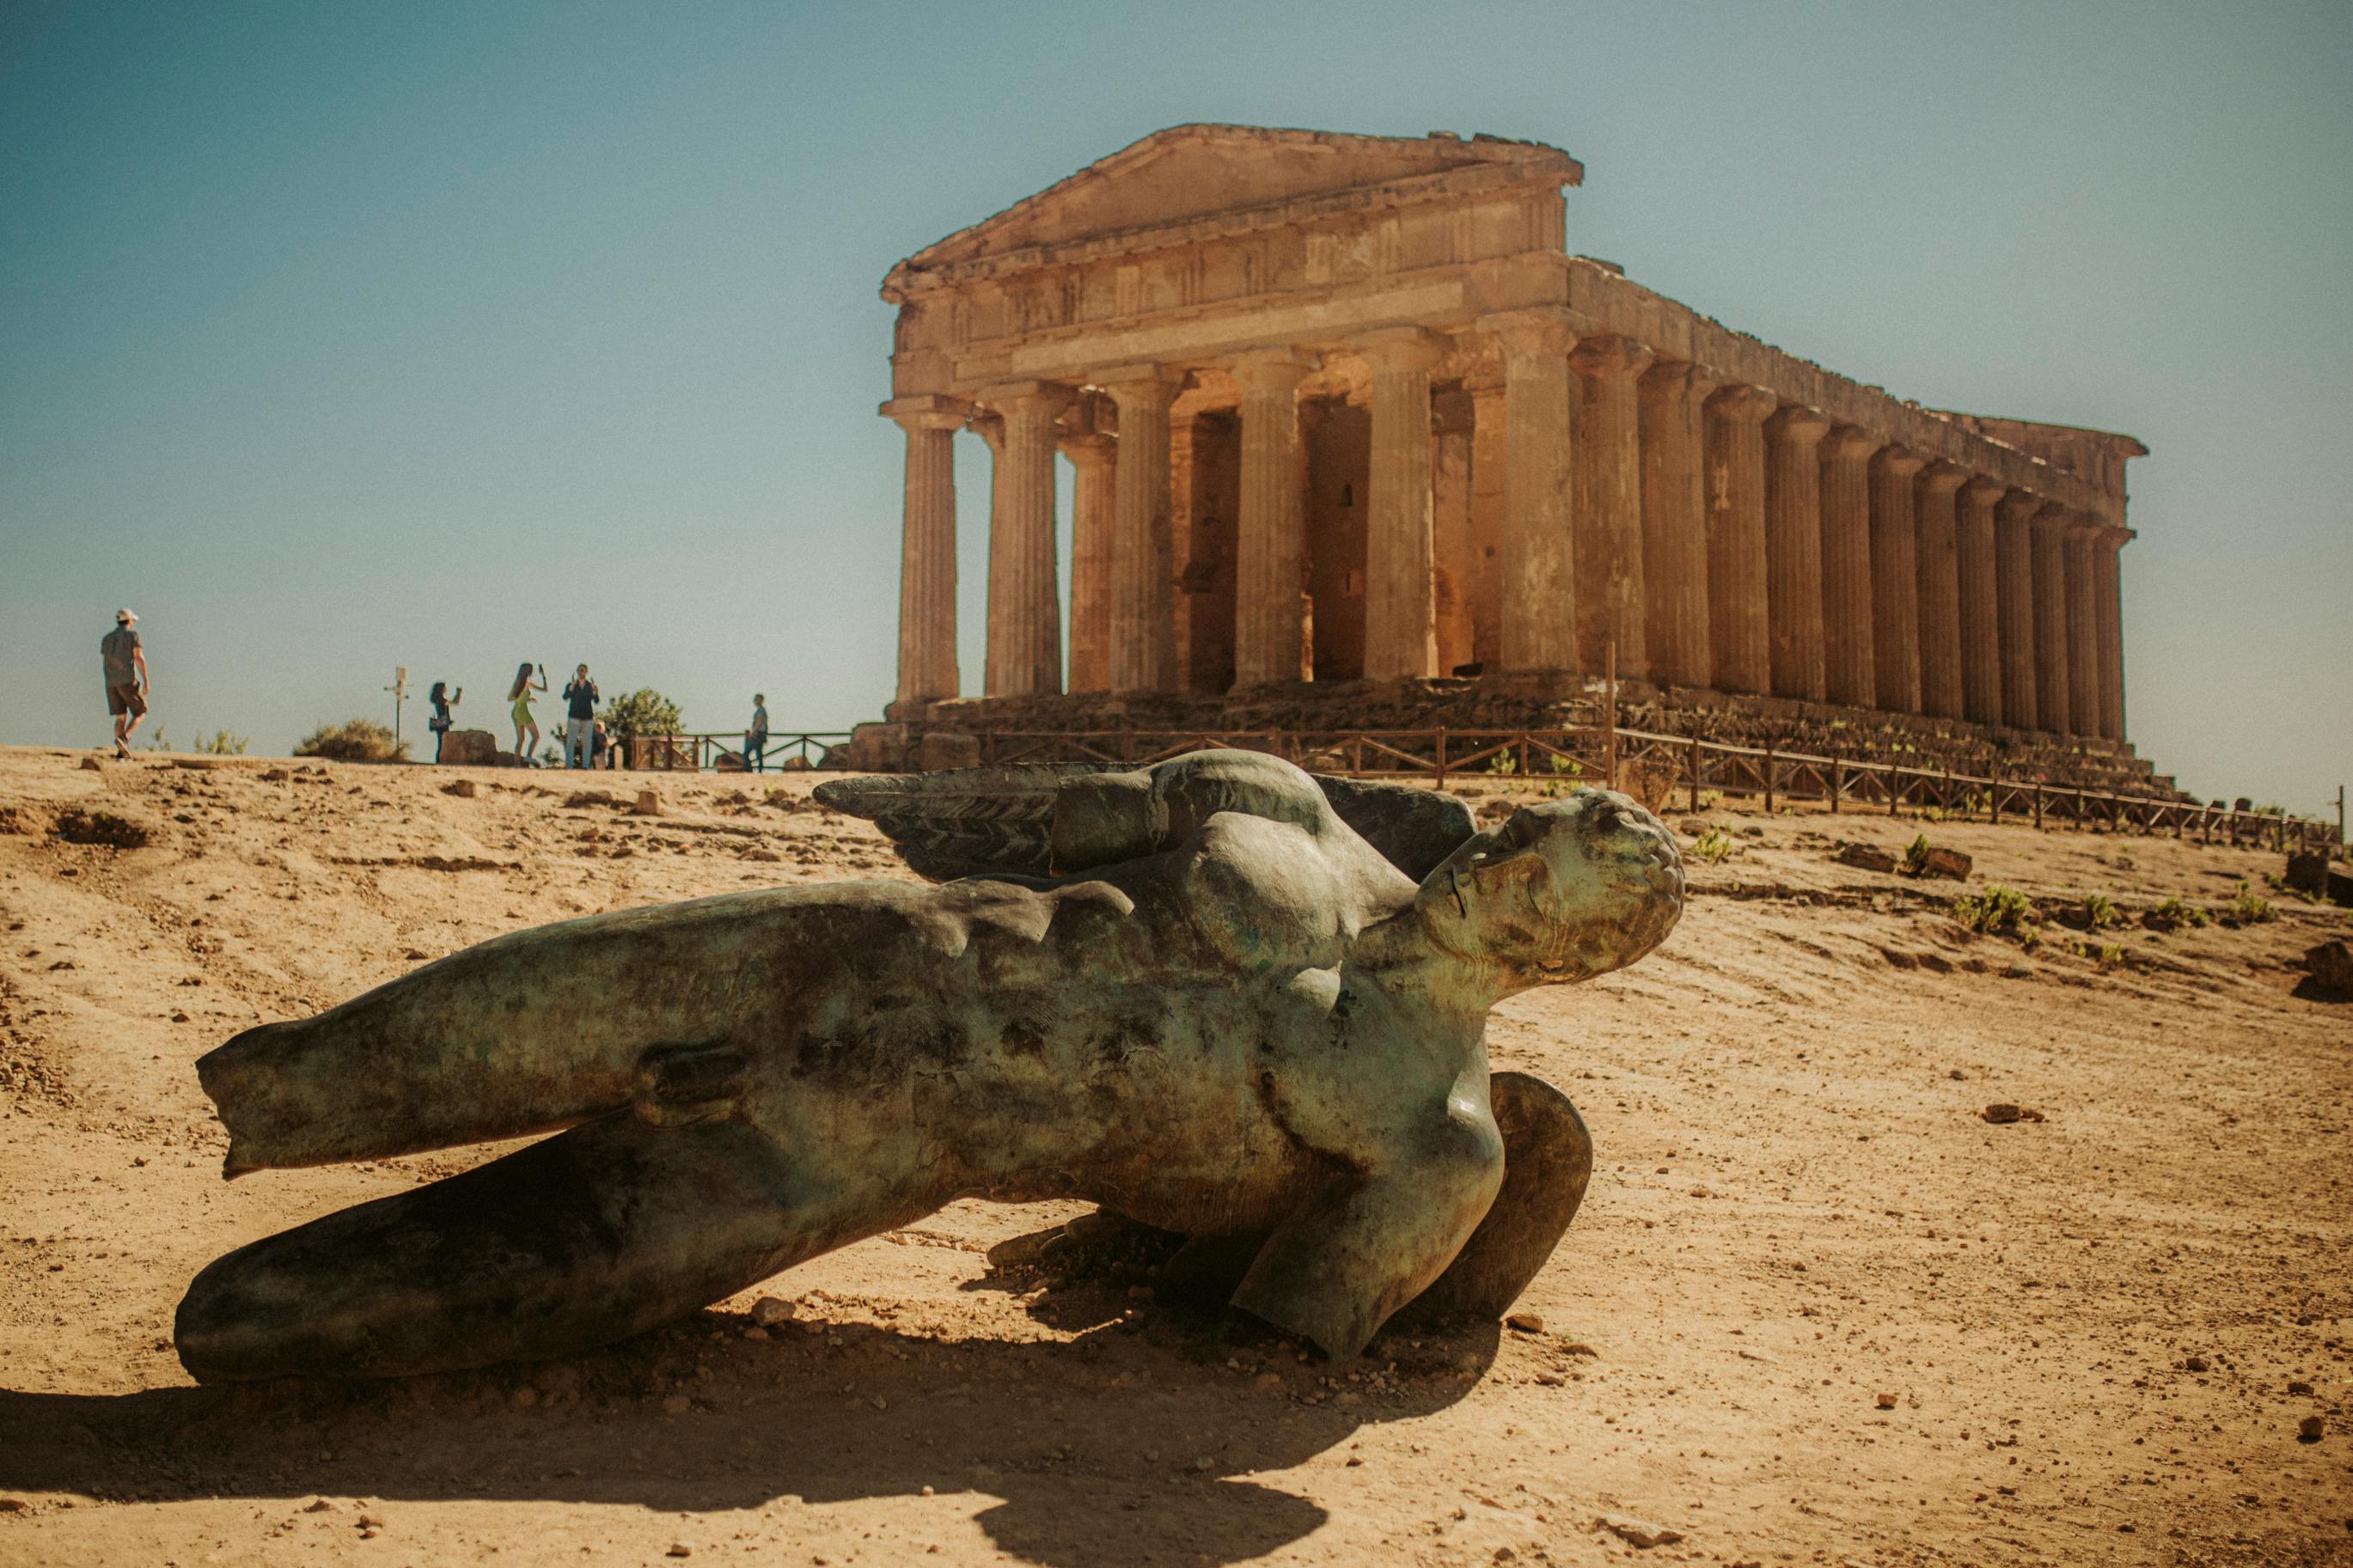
1354, 328, 1446, 681
1098, 366, 1183, 692
883, 395, 969, 706
1956, 476, 2006, 727
1763, 405, 1830, 702
1638, 360, 1719, 688
2094, 527, 2128, 741
1993, 490, 2041, 731
1467, 384, 1506, 670
2064, 516, 2100, 737
2029, 503, 2071, 735
1432, 391, 1476, 675
1571, 335, 1655, 677
1816, 425, 1878, 709
976, 381, 1073, 699
1060, 411, 1117, 694
1231, 350, 1316, 687
1702, 385, 1776, 696
1868, 445, 1926, 714
1913, 462, 1966, 721
1482, 310, 1579, 673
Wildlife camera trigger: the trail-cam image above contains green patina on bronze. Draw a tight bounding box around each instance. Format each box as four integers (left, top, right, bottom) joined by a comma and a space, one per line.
177, 751, 1684, 1381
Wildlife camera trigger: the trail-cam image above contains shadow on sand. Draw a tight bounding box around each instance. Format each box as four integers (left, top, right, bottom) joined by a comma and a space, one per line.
0, 1297, 1500, 1568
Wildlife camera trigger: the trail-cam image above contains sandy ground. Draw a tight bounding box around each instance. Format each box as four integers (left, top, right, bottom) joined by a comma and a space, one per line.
0, 742, 2346, 1568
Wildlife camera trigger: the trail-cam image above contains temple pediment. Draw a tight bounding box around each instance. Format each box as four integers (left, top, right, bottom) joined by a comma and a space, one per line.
891, 124, 1580, 279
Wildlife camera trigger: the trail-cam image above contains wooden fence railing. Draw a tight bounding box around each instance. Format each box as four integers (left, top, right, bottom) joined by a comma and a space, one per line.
627, 731, 850, 772
968, 724, 2339, 851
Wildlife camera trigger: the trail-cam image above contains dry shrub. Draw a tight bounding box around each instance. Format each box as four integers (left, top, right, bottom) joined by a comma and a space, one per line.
295, 718, 407, 763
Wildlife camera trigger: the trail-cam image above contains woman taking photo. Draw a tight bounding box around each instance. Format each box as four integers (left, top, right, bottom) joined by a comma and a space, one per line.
427, 680, 461, 764
508, 662, 547, 764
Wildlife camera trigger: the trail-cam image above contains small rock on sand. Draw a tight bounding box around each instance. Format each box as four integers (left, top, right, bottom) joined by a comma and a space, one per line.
749, 1295, 797, 1327
632, 790, 663, 817
1982, 1104, 2025, 1124
1836, 844, 1898, 875
1595, 1512, 1683, 1547
2303, 940, 2353, 993
79, 758, 102, 772
667, 1543, 694, 1558
2298, 1415, 2325, 1442
441, 778, 478, 798
1505, 1312, 1545, 1334
1874, 1391, 1899, 1409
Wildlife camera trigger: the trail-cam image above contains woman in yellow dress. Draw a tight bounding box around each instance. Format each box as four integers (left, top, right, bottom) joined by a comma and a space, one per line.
507, 662, 547, 764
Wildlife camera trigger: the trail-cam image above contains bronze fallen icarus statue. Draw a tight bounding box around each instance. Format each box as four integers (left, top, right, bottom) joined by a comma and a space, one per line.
176, 750, 1684, 1381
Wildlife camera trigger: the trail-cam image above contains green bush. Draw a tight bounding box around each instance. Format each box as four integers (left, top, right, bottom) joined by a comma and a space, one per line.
603, 688, 684, 743
2144, 896, 2209, 932
195, 729, 248, 755
2081, 893, 2120, 930
1690, 827, 1734, 865
294, 718, 406, 762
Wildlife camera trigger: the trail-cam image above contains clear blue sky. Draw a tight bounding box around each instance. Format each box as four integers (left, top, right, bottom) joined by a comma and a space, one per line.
3, 0, 2345, 812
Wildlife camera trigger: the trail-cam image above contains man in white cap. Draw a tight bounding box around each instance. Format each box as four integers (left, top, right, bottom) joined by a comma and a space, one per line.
101, 608, 150, 760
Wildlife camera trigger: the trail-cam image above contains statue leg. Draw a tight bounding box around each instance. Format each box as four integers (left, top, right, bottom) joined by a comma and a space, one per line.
176, 1110, 876, 1382
1155, 1073, 1592, 1333
1403, 1070, 1592, 1321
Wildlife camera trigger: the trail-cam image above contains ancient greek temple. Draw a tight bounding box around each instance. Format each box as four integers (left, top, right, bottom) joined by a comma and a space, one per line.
877, 125, 2142, 745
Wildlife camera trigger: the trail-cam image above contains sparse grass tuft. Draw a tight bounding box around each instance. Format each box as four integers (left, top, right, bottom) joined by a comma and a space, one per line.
2144, 896, 2209, 932
1955, 885, 2037, 942
1902, 834, 1935, 876
1690, 827, 1734, 865
2081, 893, 2121, 930
2223, 881, 2275, 925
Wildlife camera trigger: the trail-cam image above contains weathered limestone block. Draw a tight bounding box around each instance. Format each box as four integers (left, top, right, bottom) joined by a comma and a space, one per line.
847, 722, 910, 774
917, 729, 981, 772
437, 729, 499, 768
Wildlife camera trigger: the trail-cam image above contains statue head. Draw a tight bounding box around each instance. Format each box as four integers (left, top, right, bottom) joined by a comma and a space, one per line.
1415, 789, 1684, 994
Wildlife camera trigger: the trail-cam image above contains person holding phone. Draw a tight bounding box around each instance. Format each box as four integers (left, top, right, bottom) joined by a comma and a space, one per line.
427, 680, 462, 764
509, 662, 547, 764
561, 664, 600, 770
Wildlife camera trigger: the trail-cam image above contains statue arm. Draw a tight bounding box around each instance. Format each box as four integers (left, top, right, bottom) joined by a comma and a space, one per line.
1048, 750, 1332, 875
1229, 1081, 1505, 1360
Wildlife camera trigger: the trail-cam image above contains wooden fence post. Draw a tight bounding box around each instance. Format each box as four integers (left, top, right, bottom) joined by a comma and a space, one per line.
1688, 735, 1702, 815
1435, 726, 1448, 791
1829, 759, 1842, 815
1763, 748, 1776, 815
1889, 764, 1900, 816
2032, 784, 2044, 830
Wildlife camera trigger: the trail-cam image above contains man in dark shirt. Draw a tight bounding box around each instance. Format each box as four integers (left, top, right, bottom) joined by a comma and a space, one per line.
747, 693, 769, 772
101, 608, 150, 760
561, 665, 600, 770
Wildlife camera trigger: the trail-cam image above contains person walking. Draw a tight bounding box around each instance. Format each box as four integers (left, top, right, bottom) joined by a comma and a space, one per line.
508, 662, 547, 764
746, 692, 770, 773
590, 717, 613, 771
427, 680, 462, 764
561, 664, 600, 770
101, 608, 150, 760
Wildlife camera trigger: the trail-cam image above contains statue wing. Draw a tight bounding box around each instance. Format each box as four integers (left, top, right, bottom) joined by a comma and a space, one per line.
812, 763, 1105, 882
816, 755, 1476, 884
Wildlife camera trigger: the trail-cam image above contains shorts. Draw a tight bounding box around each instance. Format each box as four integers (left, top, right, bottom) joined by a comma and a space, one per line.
107, 682, 147, 718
